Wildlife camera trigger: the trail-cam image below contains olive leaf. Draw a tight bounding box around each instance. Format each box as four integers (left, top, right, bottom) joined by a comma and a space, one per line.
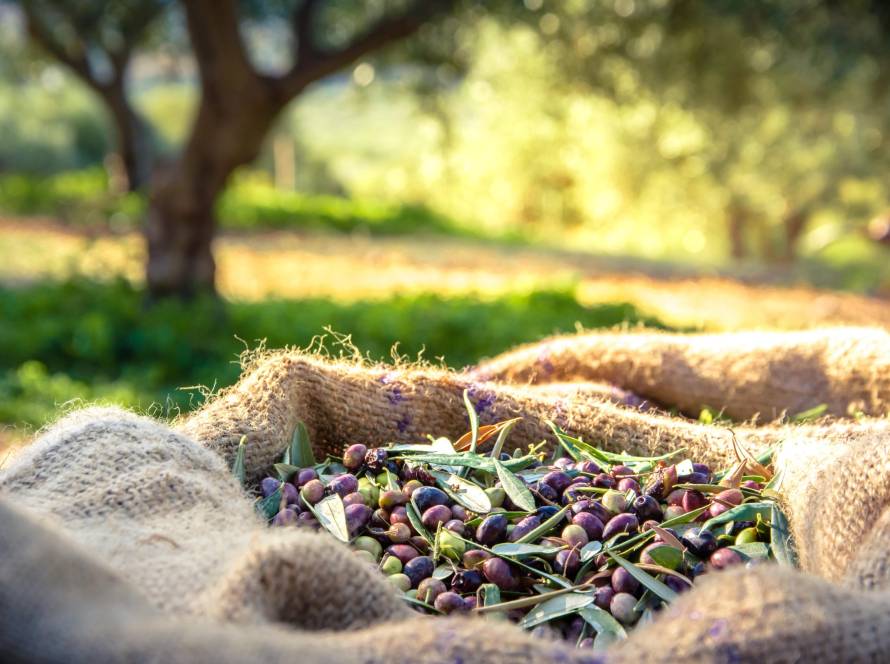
307, 494, 350, 543
579, 540, 603, 562
729, 542, 770, 560
492, 458, 536, 512
393, 453, 536, 473
274, 463, 300, 482
463, 389, 480, 454
231, 435, 247, 486
406, 501, 434, 545
433, 564, 455, 580
606, 551, 678, 603
256, 485, 283, 521
518, 592, 594, 629
431, 471, 492, 513
516, 505, 571, 544
577, 605, 627, 650
286, 422, 316, 468
464, 511, 528, 527
701, 502, 774, 532
770, 503, 798, 567
645, 545, 684, 570
492, 542, 560, 557
489, 418, 521, 460
401, 595, 443, 614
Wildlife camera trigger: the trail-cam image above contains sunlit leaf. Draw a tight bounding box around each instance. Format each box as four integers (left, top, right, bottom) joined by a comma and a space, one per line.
607, 551, 678, 603
308, 494, 349, 543
492, 457, 536, 512
519, 592, 593, 629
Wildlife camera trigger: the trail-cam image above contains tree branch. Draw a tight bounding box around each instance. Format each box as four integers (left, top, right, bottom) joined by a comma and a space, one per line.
280, 0, 457, 99
23, 6, 100, 91
293, 0, 322, 65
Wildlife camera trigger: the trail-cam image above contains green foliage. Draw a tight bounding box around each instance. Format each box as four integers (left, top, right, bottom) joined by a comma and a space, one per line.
0, 278, 668, 430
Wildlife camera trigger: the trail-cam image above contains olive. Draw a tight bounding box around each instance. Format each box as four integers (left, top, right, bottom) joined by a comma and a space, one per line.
664, 574, 691, 594
434, 591, 469, 614
328, 474, 359, 497
261, 477, 280, 498
353, 536, 383, 560
364, 447, 388, 472
554, 458, 574, 470
412, 486, 450, 513
342, 492, 366, 507
570, 476, 591, 486
535, 482, 559, 503
357, 477, 380, 507
663, 505, 685, 521
680, 528, 718, 558
575, 460, 601, 474
389, 505, 410, 526
403, 556, 435, 588
342, 444, 368, 471
579, 637, 595, 649
561, 524, 589, 549
388, 573, 412, 592
444, 519, 465, 536
682, 490, 707, 512
410, 536, 431, 553
709, 489, 743, 518
666, 489, 686, 506
450, 504, 469, 522
562, 486, 588, 504
353, 549, 377, 565
451, 569, 484, 594
380, 555, 402, 575
295, 468, 317, 487
594, 586, 614, 610
482, 557, 516, 589
345, 503, 372, 535
602, 490, 628, 514
592, 473, 617, 489
437, 530, 466, 560
643, 465, 677, 500
387, 522, 412, 543
296, 511, 318, 528
300, 479, 325, 505
402, 479, 424, 497
631, 495, 662, 521
710, 548, 743, 570
540, 471, 572, 495
536, 505, 560, 520
611, 465, 634, 478
735, 527, 759, 545
555, 548, 581, 577
617, 477, 641, 494
386, 544, 419, 566
485, 487, 506, 508
611, 567, 640, 595
416, 578, 447, 604
271, 508, 298, 527
476, 514, 508, 545
379, 490, 409, 511
610, 592, 639, 625
463, 549, 492, 569
686, 472, 711, 485
572, 512, 604, 541
371, 508, 390, 528
741, 479, 762, 490
421, 504, 453, 530
602, 513, 639, 541
508, 515, 541, 542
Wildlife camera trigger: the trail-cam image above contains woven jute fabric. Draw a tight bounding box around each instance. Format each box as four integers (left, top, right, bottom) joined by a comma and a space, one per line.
3, 329, 890, 662
470, 327, 890, 421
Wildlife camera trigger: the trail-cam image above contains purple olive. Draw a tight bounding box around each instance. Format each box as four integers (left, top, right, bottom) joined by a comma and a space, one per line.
300, 479, 325, 505
602, 513, 639, 541
261, 477, 280, 498
434, 591, 469, 614
686, 472, 711, 485
482, 557, 516, 589
328, 474, 359, 497
643, 466, 677, 500
463, 596, 478, 610
389, 505, 409, 526
562, 486, 588, 504
741, 479, 762, 490
410, 536, 431, 553
611, 566, 640, 595
575, 460, 602, 474
680, 528, 718, 558
379, 490, 409, 511
682, 490, 707, 512
663, 505, 686, 521
463, 549, 491, 569
421, 504, 452, 530
342, 444, 368, 471
386, 544, 420, 566
371, 508, 390, 528
617, 477, 641, 494
342, 492, 366, 507
444, 519, 465, 536
631, 495, 663, 521
507, 515, 541, 542
416, 578, 447, 604
295, 468, 317, 487
345, 503, 372, 535
272, 507, 299, 527
709, 489, 743, 518
665, 574, 691, 594
594, 585, 614, 610
450, 504, 469, 522
364, 447, 388, 472
412, 486, 450, 513
297, 511, 318, 528
610, 592, 639, 625
592, 473, 617, 489
476, 514, 508, 545
572, 512, 604, 541
570, 475, 591, 486
386, 522, 412, 543
403, 556, 435, 588
541, 471, 572, 495
555, 548, 581, 577
535, 482, 559, 503
281, 482, 299, 505
710, 548, 743, 570
554, 457, 574, 469
451, 569, 484, 593
579, 637, 595, 649
666, 489, 686, 506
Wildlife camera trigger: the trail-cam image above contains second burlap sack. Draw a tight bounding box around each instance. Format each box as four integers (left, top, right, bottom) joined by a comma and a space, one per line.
3, 326, 890, 662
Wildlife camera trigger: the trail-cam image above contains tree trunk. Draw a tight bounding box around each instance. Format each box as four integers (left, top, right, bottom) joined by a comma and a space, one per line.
727, 203, 748, 260
145, 89, 280, 297
99, 80, 153, 193
781, 207, 809, 262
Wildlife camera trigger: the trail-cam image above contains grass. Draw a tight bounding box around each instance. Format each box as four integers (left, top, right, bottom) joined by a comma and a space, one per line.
0, 277, 667, 434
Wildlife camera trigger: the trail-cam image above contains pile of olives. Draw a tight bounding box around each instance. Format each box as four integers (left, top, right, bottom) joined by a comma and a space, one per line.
257, 426, 783, 648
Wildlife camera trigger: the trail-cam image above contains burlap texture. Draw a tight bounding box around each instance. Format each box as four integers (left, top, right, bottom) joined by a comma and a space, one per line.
471, 327, 890, 420
3, 330, 890, 662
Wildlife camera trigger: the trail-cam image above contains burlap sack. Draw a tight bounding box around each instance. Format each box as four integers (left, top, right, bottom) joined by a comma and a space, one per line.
471, 327, 890, 421
3, 337, 890, 662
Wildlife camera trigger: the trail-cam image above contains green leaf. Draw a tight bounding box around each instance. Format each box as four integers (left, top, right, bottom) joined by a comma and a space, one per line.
289, 422, 316, 468
382, 468, 400, 492
519, 592, 594, 629
480, 583, 501, 607
431, 471, 492, 513
406, 501, 434, 544
307, 494, 349, 543
578, 606, 627, 650
401, 595, 443, 614
232, 435, 247, 486
516, 505, 571, 544
463, 389, 479, 454
490, 418, 519, 460
646, 545, 683, 570
464, 511, 528, 528
433, 564, 455, 580
492, 542, 560, 557
394, 453, 536, 473
770, 503, 797, 567
791, 403, 828, 422
492, 458, 537, 512
606, 551, 678, 603
729, 542, 770, 560
579, 540, 603, 562
274, 463, 300, 482
702, 502, 774, 532
256, 486, 283, 521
